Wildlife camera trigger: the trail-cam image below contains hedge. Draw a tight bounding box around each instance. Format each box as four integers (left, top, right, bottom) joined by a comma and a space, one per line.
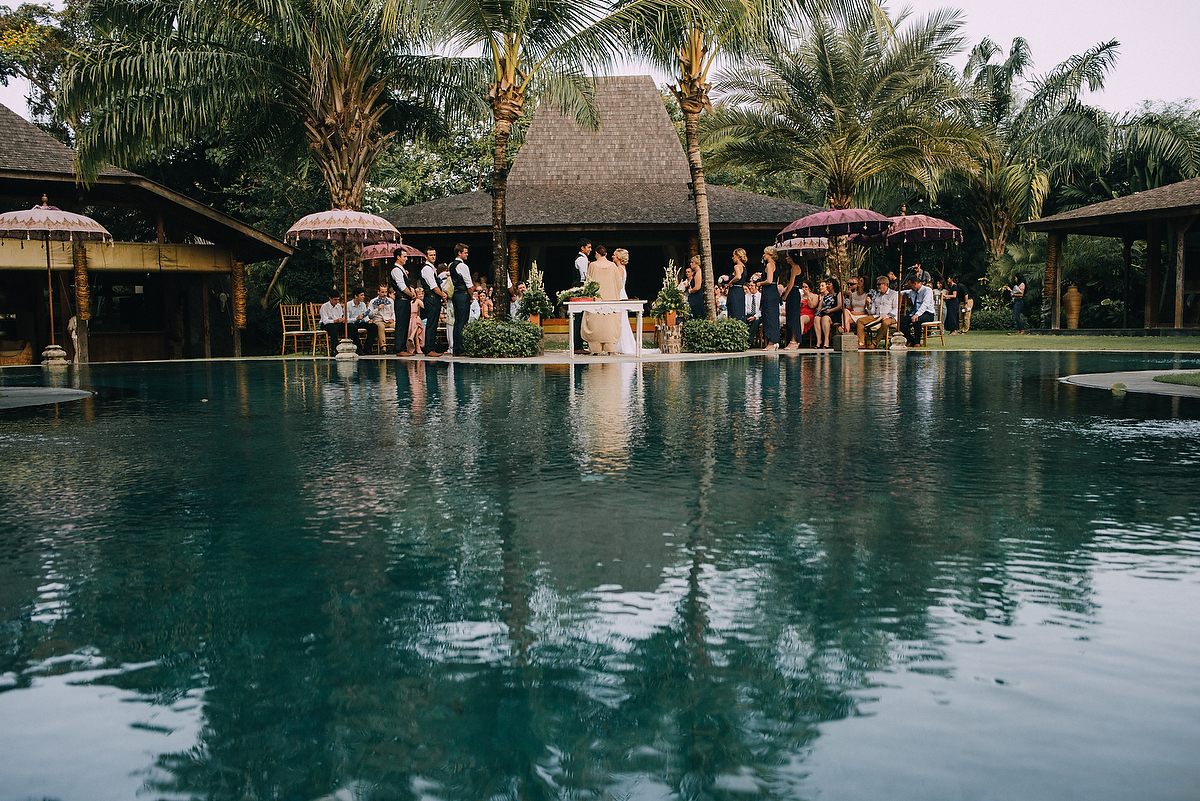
462, 318, 543, 358
682, 318, 750, 353
968, 308, 1016, 331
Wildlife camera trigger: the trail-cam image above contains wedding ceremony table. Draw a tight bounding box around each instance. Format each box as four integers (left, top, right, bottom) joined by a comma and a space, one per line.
565, 300, 647, 359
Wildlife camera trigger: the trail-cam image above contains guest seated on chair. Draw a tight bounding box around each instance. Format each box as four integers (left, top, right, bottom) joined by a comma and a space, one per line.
857, 275, 898, 348
319, 292, 347, 346
900, 271, 935, 346
367, 283, 395, 353
347, 288, 370, 352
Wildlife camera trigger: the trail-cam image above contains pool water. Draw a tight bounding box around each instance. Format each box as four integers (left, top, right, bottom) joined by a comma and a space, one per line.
2, 353, 1199, 801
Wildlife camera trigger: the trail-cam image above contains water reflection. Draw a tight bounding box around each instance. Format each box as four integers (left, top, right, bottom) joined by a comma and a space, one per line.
1, 354, 1199, 800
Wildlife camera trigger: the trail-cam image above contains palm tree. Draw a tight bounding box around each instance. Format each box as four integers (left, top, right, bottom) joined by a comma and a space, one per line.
440, 0, 669, 319
62, 0, 475, 212
701, 7, 981, 283
625, 0, 817, 321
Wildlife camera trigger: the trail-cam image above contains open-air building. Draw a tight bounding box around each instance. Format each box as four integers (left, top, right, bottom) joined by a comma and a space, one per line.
1024, 177, 1200, 331
0, 104, 292, 364
382, 75, 820, 301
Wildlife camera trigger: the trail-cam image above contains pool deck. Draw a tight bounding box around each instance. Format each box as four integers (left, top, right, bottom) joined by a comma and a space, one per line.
1060, 370, 1200, 398
0, 387, 93, 410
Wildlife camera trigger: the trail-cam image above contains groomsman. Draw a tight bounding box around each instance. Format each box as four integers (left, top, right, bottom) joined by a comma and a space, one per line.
390, 249, 414, 356
572, 238, 592, 353
448, 243, 473, 356
419, 256, 446, 357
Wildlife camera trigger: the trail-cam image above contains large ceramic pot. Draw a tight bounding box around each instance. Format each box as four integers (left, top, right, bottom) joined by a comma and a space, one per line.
528, 313, 540, 327
665, 311, 677, 326
1064, 285, 1083, 329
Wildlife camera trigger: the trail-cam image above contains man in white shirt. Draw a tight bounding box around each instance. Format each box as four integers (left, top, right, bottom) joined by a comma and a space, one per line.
448, 243, 473, 356
319, 292, 346, 345
572, 239, 592, 352
366, 283, 395, 354
510, 282, 525, 319
745, 277, 763, 345
419, 259, 446, 357
900, 272, 936, 346
857, 275, 899, 347
390, 250, 415, 355
346, 289, 370, 352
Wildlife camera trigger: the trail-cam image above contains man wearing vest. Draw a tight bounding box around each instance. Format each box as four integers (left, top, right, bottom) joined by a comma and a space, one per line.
419, 256, 446, 357
448, 243, 473, 356
390, 249, 415, 356
573, 238, 592, 354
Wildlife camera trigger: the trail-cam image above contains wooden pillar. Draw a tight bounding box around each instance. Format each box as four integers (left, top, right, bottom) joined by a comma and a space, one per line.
1045, 232, 1062, 329
1121, 237, 1132, 329
1146, 223, 1161, 328
201, 275, 211, 358
1175, 217, 1194, 329
72, 243, 90, 364
507, 235, 520, 286
231, 260, 246, 358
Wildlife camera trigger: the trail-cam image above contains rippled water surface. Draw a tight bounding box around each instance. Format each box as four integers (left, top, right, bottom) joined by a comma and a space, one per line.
2, 352, 1199, 801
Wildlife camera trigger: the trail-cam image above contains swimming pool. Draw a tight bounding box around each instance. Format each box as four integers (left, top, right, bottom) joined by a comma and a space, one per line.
2, 353, 1199, 800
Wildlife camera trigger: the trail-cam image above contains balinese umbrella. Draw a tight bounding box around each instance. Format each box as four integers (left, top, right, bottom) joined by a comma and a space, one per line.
285, 210, 400, 346
361, 242, 425, 263
0, 196, 112, 353
776, 236, 830, 257
777, 208, 892, 241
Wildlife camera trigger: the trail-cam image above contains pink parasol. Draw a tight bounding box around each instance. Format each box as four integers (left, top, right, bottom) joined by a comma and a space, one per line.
884, 214, 962, 245
286, 210, 401, 344
778, 208, 892, 241
776, 236, 830, 257
0, 197, 112, 348
362, 242, 424, 262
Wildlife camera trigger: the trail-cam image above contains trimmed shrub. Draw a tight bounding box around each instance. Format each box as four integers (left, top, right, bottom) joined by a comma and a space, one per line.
682, 318, 750, 353
463, 318, 543, 358
969, 308, 1016, 331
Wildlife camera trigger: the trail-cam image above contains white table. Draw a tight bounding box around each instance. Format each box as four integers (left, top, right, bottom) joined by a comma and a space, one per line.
565, 299, 646, 359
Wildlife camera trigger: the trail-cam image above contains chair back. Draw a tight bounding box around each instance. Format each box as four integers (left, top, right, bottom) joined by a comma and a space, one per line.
280, 304, 305, 333
306, 303, 324, 330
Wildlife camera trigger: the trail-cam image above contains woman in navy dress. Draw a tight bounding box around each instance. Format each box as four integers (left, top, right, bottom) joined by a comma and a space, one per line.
687, 254, 705, 319
759, 246, 781, 350
727, 249, 748, 321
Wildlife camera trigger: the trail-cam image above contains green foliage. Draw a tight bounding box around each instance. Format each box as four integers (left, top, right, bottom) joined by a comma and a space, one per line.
0, 0, 86, 137
967, 308, 1016, 331
517, 262, 553, 318
556, 280, 600, 305
682, 318, 749, 353
462, 318, 542, 358
650, 261, 690, 319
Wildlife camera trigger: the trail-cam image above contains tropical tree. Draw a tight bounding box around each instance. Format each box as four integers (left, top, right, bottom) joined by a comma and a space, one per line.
700, 6, 982, 283
62, 0, 478, 213
0, 0, 89, 138
440, 0, 673, 319
624, 0, 823, 321
961, 36, 1120, 263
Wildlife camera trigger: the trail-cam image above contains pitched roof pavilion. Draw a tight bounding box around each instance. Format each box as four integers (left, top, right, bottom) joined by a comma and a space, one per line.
384, 75, 819, 234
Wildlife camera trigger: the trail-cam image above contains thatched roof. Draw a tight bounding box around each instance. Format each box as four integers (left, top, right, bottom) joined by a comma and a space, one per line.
384, 75, 819, 234
0, 103, 291, 261
1023, 176, 1200, 238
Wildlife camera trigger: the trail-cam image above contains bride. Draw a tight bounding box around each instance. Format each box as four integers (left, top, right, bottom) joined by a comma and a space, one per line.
611, 248, 638, 355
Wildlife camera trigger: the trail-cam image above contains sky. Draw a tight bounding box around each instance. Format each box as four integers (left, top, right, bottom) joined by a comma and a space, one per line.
2, 0, 1197, 120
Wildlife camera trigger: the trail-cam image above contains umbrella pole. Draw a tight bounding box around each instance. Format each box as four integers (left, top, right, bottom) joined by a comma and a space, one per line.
342, 242, 349, 341
46, 241, 55, 346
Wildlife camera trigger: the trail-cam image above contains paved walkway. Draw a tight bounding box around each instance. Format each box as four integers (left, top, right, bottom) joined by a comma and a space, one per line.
1060, 370, 1200, 398
0, 387, 94, 410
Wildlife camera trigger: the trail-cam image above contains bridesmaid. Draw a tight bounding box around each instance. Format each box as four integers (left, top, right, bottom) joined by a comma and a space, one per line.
781, 252, 806, 348
687, 254, 705, 319
759, 246, 781, 350
727, 249, 748, 322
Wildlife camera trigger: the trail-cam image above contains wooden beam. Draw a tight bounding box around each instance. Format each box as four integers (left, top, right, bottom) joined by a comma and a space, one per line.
1122, 238, 1132, 328
1175, 216, 1195, 328
1046, 232, 1062, 329
1146, 223, 1161, 328
202, 275, 211, 358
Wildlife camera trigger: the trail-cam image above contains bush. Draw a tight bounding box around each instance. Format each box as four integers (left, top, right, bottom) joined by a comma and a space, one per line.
969, 308, 1016, 331
462, 318, 543, 358
682, 318, 750, 353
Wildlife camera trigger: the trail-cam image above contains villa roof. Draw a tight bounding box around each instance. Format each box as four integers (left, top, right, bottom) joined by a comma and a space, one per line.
383, 75, 820, 234
1022, 176, 1200, 238
0, 103, 292, 262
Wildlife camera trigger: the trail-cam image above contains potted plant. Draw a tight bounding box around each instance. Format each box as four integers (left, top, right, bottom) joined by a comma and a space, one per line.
650, 260, 690, 326
557, 280, 600, 305
517, 261, 554, 326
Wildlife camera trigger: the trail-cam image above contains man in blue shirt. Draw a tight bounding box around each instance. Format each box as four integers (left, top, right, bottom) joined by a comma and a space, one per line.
900, 270, 935, 346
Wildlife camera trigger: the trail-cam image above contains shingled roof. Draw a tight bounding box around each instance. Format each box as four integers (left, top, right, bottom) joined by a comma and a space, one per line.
1023, 176, 1200, 238
384, 75, 819, 234
0, 103, 290, 261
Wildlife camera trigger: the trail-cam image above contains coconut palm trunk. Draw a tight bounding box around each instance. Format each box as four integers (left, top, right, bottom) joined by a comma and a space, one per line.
491, 93, 523, 320
680, 93, 717, 321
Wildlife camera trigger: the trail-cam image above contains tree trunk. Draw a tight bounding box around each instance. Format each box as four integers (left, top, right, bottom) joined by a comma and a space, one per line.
72, 242, 89, 364
492, 117, 512, 320
682, 108, 717, 321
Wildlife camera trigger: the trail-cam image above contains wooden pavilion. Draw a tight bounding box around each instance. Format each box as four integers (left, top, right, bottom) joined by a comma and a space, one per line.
1023, 177, 1200, 330
0, 103, 292, 363
382, 75, 820, 301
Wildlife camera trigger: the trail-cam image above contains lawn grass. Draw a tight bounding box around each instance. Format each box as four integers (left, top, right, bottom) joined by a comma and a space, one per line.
1154, 371, 1200, 386
922, 331, 1200, 352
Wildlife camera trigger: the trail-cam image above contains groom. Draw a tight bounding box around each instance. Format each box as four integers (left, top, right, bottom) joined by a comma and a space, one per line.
572, 238, 592, 354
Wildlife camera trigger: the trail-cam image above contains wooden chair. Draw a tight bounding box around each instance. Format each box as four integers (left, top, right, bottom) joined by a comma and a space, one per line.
922, 297, 946, 347
305, 303, 333, 356
280, 304, 328, 356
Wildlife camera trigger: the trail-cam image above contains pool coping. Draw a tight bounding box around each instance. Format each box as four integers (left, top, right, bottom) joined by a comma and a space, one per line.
1059, 370, 1200, 398
0, 387, 94, 410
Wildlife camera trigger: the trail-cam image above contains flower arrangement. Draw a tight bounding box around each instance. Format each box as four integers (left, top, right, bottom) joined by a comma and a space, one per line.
650, 260, 691, 320
517, 261, 554, 319
557, 280, 600, 305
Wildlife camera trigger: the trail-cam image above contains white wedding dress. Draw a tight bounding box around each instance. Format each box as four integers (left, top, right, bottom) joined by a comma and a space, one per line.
615, 273, 638, 355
